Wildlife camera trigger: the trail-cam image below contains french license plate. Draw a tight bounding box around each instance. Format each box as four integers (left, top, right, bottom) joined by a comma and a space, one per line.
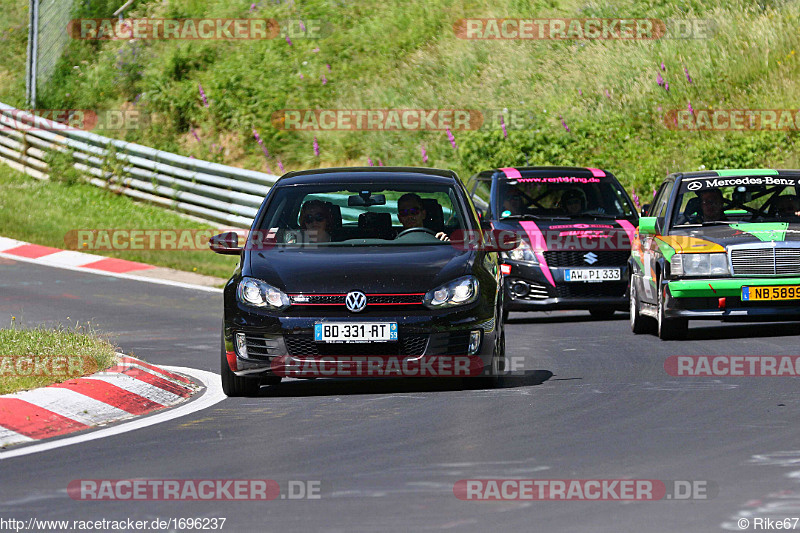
564, 268, 621, 282
742, 285, 800, 301
314, 322, 398, 343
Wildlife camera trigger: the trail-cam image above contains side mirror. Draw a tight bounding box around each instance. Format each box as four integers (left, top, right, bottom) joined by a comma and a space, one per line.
640, 204, 651, 217
638, 217, 659, 236
475, 208, 484, 221
209, 231, 242, 255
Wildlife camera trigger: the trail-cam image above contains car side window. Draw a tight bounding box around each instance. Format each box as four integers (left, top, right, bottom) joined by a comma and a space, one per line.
652, 181, 674, 228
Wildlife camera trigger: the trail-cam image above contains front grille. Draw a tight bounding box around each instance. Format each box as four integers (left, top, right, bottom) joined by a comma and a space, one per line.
289, 293, 424, 306
543, 250, 629, 267
284, 335, 428, 356
556, 282, 626, 299
731, 247, 800, 276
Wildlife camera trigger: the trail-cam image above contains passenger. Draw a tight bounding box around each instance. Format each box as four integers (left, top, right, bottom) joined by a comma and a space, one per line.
776, 195, 800, 220
396, 193, 449, 241
502, 188, 526, 215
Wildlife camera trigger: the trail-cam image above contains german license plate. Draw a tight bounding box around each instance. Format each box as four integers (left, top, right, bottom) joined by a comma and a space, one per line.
742, 285, 800, 301
564, 268, 621, 282
314, 322, 398, 343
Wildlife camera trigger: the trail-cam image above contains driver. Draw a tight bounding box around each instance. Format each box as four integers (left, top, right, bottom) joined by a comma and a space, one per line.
560, 188, 586, 216
396, 193, 449, 241
502, 188, 526, 215
698, 188, 726, 222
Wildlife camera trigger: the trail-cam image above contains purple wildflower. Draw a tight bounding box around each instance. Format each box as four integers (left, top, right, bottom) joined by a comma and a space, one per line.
500, 113, 507, 138
326, 64, 331, 71
299, 20, 306, 32
631, 189, 640, 210
446, 128, 457, 149
312, 47, 320, 53
664, 82, 670, 92
190, 127, 201, 143
688, 101, 694, 115
684, 66, 693, 83
321, 74, 327, 85
653, 187, 657, 198
286, 35, 292, 45
368, 157, 374, 166
656, 73, 664, 86
378, 159, 383, 166
578, 88, 583, 96
313, 136, 319, 157
605, 89, 611, 99
277, 159, 285, 172
250, 3, 256, 11
421, 144, 428, 163
132, 93, 141, 106
299, 72, 304, 79
198, 84, 209, 107
660, 61, 666, 71
559, 114, 570, 133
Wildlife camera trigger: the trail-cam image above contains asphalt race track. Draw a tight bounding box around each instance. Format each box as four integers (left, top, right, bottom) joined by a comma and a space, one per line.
2, 258, 800, 532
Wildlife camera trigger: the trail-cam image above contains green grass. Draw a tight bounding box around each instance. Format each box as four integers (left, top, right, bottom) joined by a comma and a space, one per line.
0, 0, 799, 222
0, 164, 240, 279
0, 320, 118, 394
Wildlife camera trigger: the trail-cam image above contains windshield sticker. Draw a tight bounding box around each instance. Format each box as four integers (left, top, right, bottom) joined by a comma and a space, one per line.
682, 176, 798, 191
516, 177, 601, 183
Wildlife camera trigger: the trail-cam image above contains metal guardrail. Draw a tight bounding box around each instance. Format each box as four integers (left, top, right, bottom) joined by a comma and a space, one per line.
0, 102, 280, 228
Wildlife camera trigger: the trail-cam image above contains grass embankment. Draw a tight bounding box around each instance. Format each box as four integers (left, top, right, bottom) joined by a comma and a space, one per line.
0, 0, 799, 266
0, 321, 118, 395
0, 164, 240, 278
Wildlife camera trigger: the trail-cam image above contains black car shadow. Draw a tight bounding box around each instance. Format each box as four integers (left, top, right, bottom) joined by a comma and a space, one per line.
685, 321, 800, 341
257, 370, 554, 397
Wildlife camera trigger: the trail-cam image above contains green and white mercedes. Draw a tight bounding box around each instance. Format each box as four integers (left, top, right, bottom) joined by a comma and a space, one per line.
629, 169, 800, 339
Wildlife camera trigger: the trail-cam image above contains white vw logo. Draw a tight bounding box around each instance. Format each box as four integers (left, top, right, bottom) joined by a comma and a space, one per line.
687, 181, 702, 191
584, 252, 598, 265
345, 291, 367, 312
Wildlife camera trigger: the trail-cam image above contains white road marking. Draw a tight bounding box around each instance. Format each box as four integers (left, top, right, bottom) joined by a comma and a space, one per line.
0, 427, 34, 447
7, 388, 130, 426
82, 373, 183, 406
0, 367, 225, 460
0, 252, 222, 293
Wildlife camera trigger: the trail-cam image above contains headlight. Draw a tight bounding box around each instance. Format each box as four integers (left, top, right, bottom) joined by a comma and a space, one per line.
237, 277, 291, 309
423, 276, 480, 308
502, 239, 538, 264
671, 253, 730, 277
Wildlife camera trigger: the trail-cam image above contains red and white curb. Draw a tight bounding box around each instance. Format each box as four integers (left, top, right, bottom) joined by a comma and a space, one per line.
0, 236, 222, 292
0, 355, 201, 450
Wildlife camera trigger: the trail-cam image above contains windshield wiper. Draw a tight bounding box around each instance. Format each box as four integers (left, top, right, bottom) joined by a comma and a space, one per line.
500, 214, 570, 221
578, 213, 620, 220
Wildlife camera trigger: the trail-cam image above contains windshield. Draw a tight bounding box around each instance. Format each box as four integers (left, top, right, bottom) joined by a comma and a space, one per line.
671, 176, 800, 228
497, 175, 636, 219
255, 182, 467, 246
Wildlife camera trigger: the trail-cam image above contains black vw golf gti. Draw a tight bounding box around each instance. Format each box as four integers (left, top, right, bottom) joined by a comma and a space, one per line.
211, 167, 510, 396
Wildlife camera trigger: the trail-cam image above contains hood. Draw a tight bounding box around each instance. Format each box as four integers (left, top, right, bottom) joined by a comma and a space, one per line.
665, 222, 800, 251
245, 245, 474, 293
493, 217, 636, 252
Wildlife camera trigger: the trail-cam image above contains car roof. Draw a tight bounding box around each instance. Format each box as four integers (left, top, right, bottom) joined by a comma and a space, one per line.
474, 166, 614, 180
669, 168, 800, 180
275, 167, 460, 186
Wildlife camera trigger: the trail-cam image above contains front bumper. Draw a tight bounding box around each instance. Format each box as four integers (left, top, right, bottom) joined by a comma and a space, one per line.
664, 277, 800, 320
503, 260, 629, 311
223, 306, 498, 378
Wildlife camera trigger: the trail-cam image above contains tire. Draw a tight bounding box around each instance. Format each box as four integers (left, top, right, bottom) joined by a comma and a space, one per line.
629, 279, 652, 334
657, 281, 688, 340
589, 308, 615, 320
220, 330, 261, 397
466, 321, 504, 389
